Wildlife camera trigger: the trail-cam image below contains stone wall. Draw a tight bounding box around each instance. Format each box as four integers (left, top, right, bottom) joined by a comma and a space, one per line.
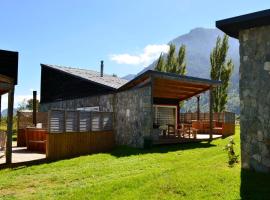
40, 94, 114, 112
114, 85, 152, 148
239, 25, 270, 172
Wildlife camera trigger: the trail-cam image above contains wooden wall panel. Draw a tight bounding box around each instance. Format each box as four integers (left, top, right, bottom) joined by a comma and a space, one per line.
17, 129, 26, 147
46, 131, 115, 160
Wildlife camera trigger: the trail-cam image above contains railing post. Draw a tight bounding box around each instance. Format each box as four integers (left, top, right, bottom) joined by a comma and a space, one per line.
209, 87, 213, 140
197, 95, 200, 121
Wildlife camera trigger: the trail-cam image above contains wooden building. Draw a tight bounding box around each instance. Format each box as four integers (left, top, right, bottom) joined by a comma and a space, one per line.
0, 49, 18, 164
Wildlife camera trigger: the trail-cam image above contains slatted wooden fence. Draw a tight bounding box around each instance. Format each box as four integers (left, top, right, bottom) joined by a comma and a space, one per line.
17, 111, 48, 147
48, 110, 113, 133
46, 110, 114, 160
180, 112, 235, 124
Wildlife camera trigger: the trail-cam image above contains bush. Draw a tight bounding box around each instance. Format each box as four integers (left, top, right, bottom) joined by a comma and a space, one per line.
224, 137, 239, 166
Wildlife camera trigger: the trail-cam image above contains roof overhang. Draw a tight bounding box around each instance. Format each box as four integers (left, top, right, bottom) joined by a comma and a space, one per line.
119, 70, 221, 101
216, 9, 270, 39
0, 49, 18, 85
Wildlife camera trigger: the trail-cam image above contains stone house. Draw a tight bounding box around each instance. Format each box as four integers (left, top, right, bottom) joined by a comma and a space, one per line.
40, 63, 221, 148
217, 9, 270, 172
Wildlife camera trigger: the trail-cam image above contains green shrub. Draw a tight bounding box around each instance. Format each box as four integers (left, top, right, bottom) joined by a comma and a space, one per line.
224, 136, 239, 166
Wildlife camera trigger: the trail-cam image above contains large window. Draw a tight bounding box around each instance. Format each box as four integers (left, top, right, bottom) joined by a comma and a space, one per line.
153, 105, 177, 127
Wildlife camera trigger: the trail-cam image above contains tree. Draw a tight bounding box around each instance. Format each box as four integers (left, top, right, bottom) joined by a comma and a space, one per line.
155, 53, 165, 72
166, 44, 177, 72
210, 35, 234, 112
17, 98, 40, 111
176, 45, 187, 75
155, 44, 187, 76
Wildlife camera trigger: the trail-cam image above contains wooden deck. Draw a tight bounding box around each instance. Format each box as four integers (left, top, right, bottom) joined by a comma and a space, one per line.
153, 134, 222, 145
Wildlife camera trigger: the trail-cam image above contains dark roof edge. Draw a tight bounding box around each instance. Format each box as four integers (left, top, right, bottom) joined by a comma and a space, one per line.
216, 9, 270, 38
118, 70, 221, 91
0, 49, 19, 54
149, 70, 221, 84
40, 64, 117, 91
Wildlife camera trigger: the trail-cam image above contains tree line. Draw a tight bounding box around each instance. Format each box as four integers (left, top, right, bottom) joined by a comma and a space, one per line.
155, 35, 234, 112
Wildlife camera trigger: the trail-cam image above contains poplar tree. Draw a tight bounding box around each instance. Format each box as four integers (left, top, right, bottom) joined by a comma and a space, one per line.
155, 53, 165, 72
210, 35, 234, 112
166, 44, 177, 72
176, 45, 187, 75
155, 44, 187, 76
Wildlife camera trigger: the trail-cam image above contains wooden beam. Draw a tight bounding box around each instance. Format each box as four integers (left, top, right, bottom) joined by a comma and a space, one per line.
33, 91, 37, 126
209, 87, 213, 140
0, 74, 13, 84
153, 88, 195, 95
154, 77, 211, 89
155, 83, 209, 92
197, 95, 200, 120
153, 92, 187, 99
154, 81, 207, 92
6, 85, 14, 164
0, 95, 1, 123
0, 82, 13, 91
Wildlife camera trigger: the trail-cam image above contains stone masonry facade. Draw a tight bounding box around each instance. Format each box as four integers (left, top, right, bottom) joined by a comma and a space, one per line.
114, 85, 152, 148
239, 25, 270, 172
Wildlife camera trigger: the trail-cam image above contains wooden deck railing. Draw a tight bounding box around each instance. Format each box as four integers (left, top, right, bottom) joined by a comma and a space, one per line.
180, 112, 235, 124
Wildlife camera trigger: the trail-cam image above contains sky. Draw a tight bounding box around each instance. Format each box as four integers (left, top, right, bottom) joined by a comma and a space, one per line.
0, 0, 270, 110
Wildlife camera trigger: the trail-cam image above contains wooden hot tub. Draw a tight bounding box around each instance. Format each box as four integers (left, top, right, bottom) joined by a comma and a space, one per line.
25, 128, 47, 153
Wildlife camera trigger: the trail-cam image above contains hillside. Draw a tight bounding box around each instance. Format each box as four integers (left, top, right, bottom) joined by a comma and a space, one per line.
123, 28, 240, 114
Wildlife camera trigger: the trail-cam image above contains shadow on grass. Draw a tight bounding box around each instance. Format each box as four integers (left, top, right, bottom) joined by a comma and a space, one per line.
240, 169, 270, 200
110, 141, 216, 158
0, 141, 216, 170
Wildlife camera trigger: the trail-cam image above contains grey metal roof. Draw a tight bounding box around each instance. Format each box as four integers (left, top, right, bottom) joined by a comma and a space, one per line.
42, 64, 128, 89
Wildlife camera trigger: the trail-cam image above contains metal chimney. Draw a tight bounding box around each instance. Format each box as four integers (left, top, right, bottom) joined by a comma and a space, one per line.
100, 60, 104, 77
33, 90, 37, 126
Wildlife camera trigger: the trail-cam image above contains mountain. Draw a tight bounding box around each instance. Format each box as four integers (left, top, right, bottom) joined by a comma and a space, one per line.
122, 74, 136, 81
122, 27, 240, 114
1, 108, 18, 117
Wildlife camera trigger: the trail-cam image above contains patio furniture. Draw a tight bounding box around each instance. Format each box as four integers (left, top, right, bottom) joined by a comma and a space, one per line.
167, 124, 176, 136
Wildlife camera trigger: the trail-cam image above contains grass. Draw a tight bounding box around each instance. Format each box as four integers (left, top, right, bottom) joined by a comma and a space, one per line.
0, 126, 270, 199
0, 117, 18, 141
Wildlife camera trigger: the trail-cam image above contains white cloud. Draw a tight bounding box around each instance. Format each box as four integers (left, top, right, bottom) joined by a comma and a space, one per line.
1, 94, 40, 111
110, 44, 169, 67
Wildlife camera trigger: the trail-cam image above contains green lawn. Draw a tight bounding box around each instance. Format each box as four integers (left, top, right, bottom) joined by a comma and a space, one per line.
0, 126, 270, 200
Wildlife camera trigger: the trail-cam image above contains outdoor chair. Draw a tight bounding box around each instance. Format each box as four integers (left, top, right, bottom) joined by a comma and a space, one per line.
167, 124, 176, 137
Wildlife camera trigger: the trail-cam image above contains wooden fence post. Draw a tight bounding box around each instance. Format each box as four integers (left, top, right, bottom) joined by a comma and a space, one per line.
209, 87, 213, 140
